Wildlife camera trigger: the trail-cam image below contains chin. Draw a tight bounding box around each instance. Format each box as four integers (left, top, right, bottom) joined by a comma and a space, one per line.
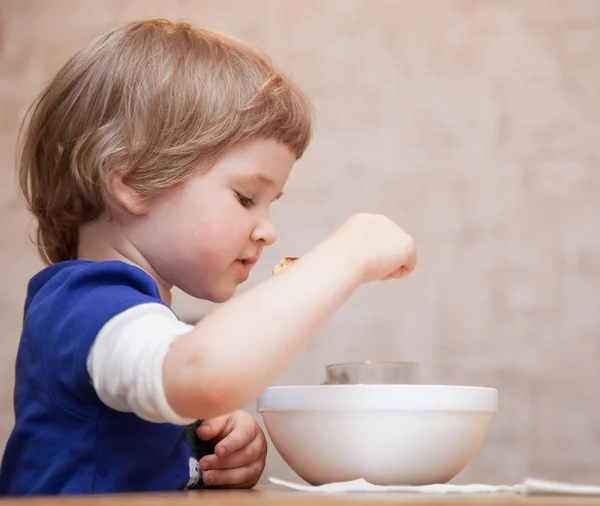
207, 288, 236, 304
179, 283, 236, 304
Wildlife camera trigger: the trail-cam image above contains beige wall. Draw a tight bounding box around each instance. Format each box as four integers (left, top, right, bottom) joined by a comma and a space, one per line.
1, 0, 599, 486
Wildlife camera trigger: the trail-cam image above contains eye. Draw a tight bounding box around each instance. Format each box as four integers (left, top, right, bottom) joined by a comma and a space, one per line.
235, 191, 256, 208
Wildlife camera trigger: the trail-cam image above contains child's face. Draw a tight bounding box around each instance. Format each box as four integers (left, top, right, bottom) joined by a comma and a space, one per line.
129, 138, 296, 302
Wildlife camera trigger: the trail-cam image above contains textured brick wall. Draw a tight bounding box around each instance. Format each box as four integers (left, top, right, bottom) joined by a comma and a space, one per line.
1, 0, 599, 485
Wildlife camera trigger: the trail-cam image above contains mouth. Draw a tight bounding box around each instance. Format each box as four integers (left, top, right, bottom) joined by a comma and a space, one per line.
237, 256, 259, 267
234, 256, 259, 280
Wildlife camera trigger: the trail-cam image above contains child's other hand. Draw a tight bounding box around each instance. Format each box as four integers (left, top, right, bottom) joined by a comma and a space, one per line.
196, 411, 267, 488
329, 213, 417, 283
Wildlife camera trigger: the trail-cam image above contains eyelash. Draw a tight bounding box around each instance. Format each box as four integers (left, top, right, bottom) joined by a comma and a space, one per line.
236, 192, 256, 208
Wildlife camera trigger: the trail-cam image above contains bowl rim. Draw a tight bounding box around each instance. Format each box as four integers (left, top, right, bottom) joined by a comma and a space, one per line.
256, 384, 498, 412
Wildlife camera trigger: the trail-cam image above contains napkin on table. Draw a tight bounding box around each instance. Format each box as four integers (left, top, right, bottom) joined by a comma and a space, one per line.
269, 477, 600, 496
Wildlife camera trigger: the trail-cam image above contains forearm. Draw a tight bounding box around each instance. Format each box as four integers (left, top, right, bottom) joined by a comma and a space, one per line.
163, 240, 361, 419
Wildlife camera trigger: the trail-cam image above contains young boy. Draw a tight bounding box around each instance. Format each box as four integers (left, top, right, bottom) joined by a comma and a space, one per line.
0, 19, 417, 495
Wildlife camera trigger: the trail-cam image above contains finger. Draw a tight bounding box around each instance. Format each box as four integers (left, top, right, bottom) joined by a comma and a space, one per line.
382, 265, 413, 280
196, 415, 231, 441
214, 418, 258, 458
403, 240, 418, 273
203, 460, 264, 488
382, 246, 418, 280
201, 433, 265, 470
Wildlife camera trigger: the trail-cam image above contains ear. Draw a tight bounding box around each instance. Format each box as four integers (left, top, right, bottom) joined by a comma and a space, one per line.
110, 174, 150, 215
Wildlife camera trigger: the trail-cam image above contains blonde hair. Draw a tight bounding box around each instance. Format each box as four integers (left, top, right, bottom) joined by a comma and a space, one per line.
19, 18, 313, 265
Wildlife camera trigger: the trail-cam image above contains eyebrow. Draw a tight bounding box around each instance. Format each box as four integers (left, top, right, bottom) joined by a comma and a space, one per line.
238, 174, 284, 200
248, 174, 274, 185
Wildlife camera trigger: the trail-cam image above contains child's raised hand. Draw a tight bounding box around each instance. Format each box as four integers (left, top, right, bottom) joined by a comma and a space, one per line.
196, 411, 267, 488
327, 213, 417, 283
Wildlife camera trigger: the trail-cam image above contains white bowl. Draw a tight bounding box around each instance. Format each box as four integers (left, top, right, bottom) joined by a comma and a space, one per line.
257, 385, 497, 486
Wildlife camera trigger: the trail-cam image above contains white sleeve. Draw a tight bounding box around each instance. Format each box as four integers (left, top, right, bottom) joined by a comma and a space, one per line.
86, 303, 197, 425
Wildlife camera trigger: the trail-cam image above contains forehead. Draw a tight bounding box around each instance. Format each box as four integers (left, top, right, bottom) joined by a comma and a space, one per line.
212, 138, 296, 180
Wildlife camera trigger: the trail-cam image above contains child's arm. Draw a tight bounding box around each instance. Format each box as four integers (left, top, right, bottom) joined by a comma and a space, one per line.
163, 214, 417, 420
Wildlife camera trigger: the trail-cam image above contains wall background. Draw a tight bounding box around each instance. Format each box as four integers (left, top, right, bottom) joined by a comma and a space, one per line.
1, 0, 599, 485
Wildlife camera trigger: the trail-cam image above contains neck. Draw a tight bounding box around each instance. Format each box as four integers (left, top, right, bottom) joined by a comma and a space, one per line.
78, 213, 172, 305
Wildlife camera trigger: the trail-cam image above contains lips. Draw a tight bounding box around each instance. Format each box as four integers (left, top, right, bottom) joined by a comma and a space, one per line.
239, 256, 259, 266
234, 256, 259, 280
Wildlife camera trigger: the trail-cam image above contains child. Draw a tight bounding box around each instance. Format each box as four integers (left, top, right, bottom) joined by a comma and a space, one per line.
0, 19, 417, 496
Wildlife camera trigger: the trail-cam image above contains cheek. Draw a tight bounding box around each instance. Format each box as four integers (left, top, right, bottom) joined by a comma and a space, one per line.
201, 219, 248, 253
183, 210, 250, 261
146, 189, 251, 263
201, 199, 252, 242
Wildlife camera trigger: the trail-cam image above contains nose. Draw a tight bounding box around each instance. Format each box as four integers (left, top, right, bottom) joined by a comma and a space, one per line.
251, 215, 278, 246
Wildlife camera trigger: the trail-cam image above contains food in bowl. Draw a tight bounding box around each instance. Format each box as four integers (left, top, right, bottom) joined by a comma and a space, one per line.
257, 385, 497, 486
